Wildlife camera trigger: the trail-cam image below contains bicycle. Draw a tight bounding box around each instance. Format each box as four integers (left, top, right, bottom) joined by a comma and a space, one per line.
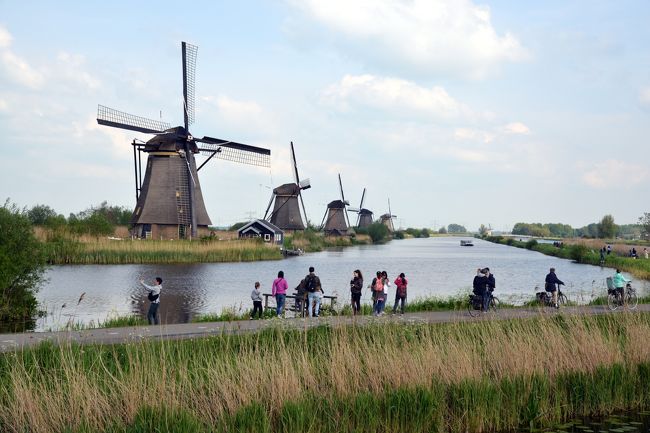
534, 286, 568, 308
468, 292, 499, 317
607, 281, 638, 311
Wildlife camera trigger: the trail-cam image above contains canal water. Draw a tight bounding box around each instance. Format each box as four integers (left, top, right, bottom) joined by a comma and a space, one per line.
36, 237, 649, 331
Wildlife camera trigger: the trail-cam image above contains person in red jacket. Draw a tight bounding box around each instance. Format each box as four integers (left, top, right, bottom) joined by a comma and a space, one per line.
392, 273, 408, 314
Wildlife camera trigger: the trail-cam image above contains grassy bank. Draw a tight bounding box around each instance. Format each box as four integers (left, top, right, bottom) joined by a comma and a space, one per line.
191, 295, 516, 323
485, 236, 650, 280
42, 236, 282, 264
283, 229, 371, 253
3, 313, 650, 432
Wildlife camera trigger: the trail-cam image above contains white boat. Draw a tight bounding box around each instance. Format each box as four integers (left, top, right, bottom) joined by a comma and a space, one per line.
460, 240, 474, 247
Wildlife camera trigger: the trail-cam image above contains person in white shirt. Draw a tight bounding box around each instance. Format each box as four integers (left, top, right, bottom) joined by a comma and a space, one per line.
140, 277, 162, 325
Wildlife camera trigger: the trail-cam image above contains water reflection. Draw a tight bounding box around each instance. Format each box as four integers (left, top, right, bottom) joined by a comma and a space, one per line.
34, 237, 649, 331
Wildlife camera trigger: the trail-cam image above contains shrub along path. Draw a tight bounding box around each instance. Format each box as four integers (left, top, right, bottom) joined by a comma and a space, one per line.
2, 304, 650, 352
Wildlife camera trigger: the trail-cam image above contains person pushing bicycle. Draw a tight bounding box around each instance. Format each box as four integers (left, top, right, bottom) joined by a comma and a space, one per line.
544, 267, 564, 309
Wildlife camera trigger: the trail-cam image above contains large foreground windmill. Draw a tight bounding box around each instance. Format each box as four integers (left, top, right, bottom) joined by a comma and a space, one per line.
263, 142, 310, 231
97, 42, 270, 239
379, 198, 397, 233
321, 174, 352, 236
348, 188, 373, 229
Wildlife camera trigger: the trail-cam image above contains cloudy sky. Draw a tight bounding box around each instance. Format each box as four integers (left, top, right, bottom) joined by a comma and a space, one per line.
1, 1, 648, 231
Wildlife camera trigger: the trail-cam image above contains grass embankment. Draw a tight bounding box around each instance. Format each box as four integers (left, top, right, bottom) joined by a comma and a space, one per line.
42, 236, 281, 264
2, 313, 650, 432
283, 229, 371, 253
485, 236, 650, 280
191, 295, 516, 323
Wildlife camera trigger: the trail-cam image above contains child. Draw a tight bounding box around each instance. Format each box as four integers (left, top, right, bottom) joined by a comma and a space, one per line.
250, 282, 263, 319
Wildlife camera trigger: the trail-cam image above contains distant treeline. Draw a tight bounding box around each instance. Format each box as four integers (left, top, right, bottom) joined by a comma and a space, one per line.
26, 201, 131, 236
512, 213, 646, 239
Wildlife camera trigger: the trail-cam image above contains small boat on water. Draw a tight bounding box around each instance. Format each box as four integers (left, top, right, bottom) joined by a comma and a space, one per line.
281, 248, 304, 257
460, 240, 474, 247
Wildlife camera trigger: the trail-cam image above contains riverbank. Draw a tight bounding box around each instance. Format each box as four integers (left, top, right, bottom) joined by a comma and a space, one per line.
484, 235, 650, 280
2, 312, 650, 432
38, 228, 375, 264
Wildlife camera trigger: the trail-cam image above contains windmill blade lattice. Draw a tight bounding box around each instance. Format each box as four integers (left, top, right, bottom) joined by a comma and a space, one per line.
182, 42, 198, 128
97, 105, 171, 134
197, 137, 271, 167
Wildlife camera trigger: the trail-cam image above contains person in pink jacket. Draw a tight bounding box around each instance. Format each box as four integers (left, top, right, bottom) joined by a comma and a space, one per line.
271, 270, 288, 317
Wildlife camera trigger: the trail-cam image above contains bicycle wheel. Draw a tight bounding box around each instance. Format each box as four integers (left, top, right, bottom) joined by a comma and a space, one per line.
558, 292, 568, 306
607, 293, 619, 311
489, 296, 499, 313
625, 290, 638, 310
468, 297, 480, 317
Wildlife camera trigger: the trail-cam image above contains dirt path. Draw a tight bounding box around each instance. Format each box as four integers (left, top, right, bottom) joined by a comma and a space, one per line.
1, 304, 649, 352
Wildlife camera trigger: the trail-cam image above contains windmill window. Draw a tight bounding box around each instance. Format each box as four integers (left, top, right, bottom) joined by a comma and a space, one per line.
264, 234, 271, 241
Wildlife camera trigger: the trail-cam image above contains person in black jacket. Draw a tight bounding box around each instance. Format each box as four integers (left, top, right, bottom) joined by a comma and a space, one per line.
544, 267, 564, 308
350, 269, 363, 315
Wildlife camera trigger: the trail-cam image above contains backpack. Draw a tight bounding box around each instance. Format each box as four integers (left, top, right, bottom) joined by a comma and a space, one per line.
306, 275, 317, 293
147, 291, 159, 302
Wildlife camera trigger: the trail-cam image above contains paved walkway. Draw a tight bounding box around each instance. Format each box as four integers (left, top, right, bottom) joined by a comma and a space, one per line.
1, 304, 649, 352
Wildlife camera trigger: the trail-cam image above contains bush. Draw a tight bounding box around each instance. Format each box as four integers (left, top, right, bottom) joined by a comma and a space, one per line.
569, 244, 589, 263
525, 239, 538, 249
0, 200, 47, 326
367, 222, 390, 243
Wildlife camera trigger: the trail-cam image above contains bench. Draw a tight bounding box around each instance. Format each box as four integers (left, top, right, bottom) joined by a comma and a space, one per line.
263, 292, 338, 316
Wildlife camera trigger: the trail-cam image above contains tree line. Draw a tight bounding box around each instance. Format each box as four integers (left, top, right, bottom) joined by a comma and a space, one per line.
25, 201, 132, 236
512, 213, 650, 239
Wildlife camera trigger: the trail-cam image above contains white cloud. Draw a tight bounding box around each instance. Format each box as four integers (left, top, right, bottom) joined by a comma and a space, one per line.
0, 25, 44, 89
0, 26, 11, 48
201, 95, 275, 136
322, 74, 470, 119
639, 86, 650, 107
502, 122, 530, 135
289, 0, 529, 79
454, 127, 494, 143
57, 51, 101, 90
580, 159, 649, 189
0, 98, 7, 112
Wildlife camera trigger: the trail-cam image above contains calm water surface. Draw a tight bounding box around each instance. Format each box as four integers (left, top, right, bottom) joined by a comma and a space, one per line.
37, 237, 649, 330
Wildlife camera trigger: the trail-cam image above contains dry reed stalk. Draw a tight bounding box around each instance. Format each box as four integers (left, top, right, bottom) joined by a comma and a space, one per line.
2, 313, 650, 432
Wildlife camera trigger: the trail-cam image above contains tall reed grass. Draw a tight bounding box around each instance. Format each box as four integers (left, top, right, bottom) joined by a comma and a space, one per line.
44, 237, 281, 264
2, 313, 650, 432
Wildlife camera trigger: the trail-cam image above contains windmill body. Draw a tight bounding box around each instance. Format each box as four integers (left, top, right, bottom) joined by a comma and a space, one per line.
357, 209, 374, 228
97, 43, 270, 239
264, 142, 310, 231
349, 187, 374, 229
267, 183, 306, 231
321, 174, 351, 236
379, 198, 397, 233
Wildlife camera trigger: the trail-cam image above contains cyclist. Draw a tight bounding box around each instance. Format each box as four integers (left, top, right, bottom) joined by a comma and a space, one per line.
613, 269, 629, 300
544, 267, 565, 309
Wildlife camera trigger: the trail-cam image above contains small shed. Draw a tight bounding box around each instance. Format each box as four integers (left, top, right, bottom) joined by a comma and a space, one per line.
238, 219, 284, 244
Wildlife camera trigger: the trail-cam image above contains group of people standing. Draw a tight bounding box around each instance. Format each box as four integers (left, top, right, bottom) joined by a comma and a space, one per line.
250, 267, 409, 319
360, 270, 408, 316
251, 267, 325, 319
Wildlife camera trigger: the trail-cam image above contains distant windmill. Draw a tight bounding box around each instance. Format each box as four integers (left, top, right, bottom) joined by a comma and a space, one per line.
379, 198, 397, 233
97, 42, 271, 239
263, 142, 310, 231
348, 188, 373, 228
321, 174, 352, 236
